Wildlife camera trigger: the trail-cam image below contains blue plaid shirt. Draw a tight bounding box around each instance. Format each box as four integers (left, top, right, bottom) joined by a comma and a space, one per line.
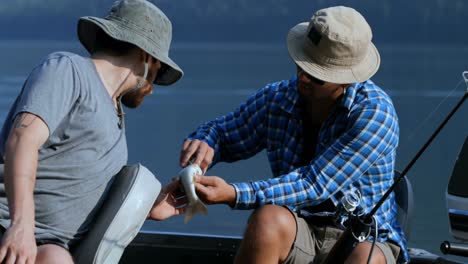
188, 77, 408, 262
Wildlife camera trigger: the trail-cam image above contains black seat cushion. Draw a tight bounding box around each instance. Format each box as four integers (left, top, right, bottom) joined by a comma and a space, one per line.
394, 170, 414, 240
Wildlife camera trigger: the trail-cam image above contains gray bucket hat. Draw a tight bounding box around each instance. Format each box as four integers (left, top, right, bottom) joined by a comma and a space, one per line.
287, 6, 380, 84
77, 0, 183, 86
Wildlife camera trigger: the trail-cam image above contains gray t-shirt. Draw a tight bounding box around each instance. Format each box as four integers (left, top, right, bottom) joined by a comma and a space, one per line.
0, 52, 128, 247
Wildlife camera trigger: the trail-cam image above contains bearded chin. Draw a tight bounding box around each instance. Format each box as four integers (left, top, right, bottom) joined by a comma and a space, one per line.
121, 91, 143, 109
121, 77, 153, 108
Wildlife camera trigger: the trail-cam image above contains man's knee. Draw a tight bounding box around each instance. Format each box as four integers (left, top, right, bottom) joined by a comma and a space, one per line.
239, 205, 297, 262
36, 244, 74, 264
246, 205, 296, 240
345, 242, 386, 264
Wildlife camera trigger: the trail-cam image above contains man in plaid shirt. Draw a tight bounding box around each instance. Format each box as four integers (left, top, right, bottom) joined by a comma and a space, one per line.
180, 6, 407, 264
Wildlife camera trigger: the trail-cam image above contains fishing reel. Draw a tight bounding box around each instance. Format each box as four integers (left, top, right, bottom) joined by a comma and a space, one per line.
322, 190, 379, 264
334, 189, 362, 229
323, 212, 377, 264
338, 190, 376, 242
335, 190, 377, 244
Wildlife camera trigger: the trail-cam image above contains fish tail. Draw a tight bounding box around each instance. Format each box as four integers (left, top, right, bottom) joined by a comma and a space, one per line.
196, 200, 208, 215
183, 207, 193, 223
183, 200, 208, 223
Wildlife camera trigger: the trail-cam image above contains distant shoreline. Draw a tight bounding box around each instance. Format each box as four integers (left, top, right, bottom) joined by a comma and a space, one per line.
0, 39, 467, 50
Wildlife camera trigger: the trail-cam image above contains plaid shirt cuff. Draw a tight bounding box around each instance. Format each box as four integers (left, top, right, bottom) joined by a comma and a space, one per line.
231, 182, 256, 209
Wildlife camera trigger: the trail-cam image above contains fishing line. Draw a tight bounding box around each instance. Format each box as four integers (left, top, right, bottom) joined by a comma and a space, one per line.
366, 216, 378, 264
463, 71, 468, 89
404, 78, 464, 144
369, 82, 467, 218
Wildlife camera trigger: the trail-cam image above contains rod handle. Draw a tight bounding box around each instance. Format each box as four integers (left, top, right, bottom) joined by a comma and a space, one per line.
440, 241, 468, 257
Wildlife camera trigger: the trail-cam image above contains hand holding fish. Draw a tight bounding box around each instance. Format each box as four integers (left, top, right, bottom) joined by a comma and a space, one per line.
194, 175, 236, 207
148, 180, 187, 221
179, 164, 208, 223
179, 139, 214, 173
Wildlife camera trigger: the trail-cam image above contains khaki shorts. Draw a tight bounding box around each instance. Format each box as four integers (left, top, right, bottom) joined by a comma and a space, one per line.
283, 211, 400, 264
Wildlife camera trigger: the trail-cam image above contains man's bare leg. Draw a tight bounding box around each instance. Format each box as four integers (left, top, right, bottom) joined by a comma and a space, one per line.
234, 204, 296, 264
36, 244, 74, 264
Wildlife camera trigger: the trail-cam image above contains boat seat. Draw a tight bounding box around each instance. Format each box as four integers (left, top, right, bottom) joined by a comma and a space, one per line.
394, 170, 414, 240
72, 164, 161, 264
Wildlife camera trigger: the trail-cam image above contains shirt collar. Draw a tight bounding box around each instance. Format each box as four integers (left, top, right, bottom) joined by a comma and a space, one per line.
277, 76, 300, 114
339, 82, 359, 111
278, 77, 366, 113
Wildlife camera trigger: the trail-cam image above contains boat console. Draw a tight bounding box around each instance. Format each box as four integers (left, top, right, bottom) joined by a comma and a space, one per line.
441, 137, 468, 257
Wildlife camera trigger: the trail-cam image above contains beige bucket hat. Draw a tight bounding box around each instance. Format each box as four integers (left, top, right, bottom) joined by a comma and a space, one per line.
287, 6, 380, 84
77, 0, 183, 86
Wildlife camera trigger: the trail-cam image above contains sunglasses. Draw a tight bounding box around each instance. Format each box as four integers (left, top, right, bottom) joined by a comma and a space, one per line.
155, 62, 170, 83
297, 67, 325, 86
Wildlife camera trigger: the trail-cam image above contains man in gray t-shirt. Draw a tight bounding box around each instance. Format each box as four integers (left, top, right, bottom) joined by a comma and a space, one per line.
0, 1, 185, 263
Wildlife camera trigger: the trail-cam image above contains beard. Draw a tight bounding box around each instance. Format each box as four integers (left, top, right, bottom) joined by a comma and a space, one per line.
121, 81, 153, 108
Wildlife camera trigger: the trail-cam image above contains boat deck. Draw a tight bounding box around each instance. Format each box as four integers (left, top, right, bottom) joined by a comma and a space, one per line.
119, 231, 464, 264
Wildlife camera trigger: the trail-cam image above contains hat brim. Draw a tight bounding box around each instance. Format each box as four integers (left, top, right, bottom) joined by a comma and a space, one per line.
78, 16, 183, 86
287, 23, 380, 84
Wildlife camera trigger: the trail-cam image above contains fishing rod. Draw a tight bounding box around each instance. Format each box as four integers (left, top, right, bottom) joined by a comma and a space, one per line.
323, 73, 468, 263
368, 90, 467, 219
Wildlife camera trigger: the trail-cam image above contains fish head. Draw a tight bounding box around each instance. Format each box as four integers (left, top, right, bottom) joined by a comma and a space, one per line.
179, 164, 202, 186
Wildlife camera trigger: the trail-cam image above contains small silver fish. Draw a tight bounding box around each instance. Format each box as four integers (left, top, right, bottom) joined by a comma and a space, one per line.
179, 164, 208, 223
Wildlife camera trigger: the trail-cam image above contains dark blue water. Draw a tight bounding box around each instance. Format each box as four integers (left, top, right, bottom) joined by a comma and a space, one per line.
0, 40, 467, 259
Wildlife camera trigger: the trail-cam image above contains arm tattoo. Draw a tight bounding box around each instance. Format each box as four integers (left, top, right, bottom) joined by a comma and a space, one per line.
13, 114, 37, 129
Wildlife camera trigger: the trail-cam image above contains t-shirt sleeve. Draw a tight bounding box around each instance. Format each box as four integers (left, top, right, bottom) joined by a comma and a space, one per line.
12, 54, 81, 135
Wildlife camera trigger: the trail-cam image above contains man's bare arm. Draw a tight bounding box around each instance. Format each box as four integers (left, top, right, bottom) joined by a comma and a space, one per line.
0, 112, 48, 263
4, 112, 48, 224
